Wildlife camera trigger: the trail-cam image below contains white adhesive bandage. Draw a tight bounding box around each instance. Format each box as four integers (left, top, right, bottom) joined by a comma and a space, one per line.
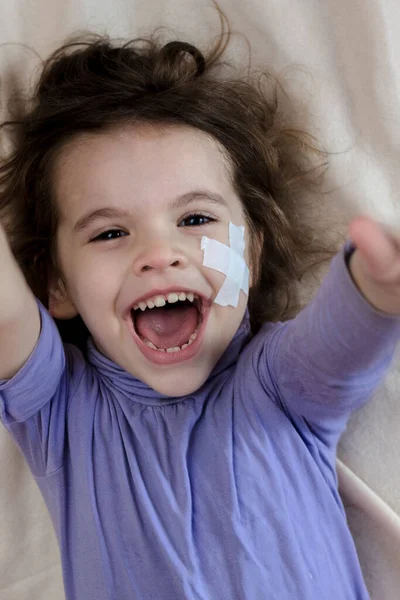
201, 222, 250, 308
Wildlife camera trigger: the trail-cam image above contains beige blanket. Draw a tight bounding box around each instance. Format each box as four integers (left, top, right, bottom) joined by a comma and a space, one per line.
1, 0, 399, 597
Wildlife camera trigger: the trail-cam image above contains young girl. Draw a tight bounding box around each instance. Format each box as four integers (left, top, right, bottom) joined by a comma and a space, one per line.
1, 17, 400, 600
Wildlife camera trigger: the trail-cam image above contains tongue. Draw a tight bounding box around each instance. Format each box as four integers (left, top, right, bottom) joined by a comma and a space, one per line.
135, 303, 199, 349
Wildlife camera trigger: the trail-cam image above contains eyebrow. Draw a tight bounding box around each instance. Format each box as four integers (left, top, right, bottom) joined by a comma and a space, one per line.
72, 190, 228, 233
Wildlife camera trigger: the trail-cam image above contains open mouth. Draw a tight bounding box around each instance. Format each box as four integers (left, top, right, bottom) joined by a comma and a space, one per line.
129, 291, 206, 357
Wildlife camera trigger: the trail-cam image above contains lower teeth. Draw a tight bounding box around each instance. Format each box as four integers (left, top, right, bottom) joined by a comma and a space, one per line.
144, 328, 199, 352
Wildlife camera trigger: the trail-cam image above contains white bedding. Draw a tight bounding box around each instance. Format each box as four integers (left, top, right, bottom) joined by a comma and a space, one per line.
1, 1, 399, 597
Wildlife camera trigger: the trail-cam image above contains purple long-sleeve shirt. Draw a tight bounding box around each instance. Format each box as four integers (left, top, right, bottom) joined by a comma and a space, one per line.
1, 245, 399, 600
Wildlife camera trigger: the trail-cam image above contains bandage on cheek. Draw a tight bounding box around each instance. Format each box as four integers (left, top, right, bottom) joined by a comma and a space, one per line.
201, 222, 250, 308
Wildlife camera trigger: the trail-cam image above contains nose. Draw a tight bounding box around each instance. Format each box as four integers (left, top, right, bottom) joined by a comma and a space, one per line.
132, 236, 189, 276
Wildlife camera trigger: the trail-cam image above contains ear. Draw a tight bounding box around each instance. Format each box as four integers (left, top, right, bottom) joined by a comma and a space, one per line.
48, 276, 79, 320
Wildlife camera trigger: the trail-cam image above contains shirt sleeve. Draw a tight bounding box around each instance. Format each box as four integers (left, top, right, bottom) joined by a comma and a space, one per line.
250, 242, 400, 451
0, 300, 84, 476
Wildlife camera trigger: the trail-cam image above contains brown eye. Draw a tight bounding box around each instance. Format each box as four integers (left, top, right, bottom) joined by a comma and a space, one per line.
179, 214, 215, 227
91, 229, 128, 242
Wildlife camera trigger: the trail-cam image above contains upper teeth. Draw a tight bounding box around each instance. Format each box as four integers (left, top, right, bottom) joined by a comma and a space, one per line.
133, 291, 197, 311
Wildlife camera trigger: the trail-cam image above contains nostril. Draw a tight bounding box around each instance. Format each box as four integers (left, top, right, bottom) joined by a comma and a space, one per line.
136, 252, 186, 274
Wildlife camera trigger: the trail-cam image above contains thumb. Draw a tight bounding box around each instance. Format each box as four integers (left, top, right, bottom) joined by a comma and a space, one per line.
348, 216, 400, 283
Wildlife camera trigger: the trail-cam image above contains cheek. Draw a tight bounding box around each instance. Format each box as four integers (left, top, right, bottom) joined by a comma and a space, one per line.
81, 265, 119, 298
206, 263, 251, 309
62, 252, 122, 310
201, 225, 251, 304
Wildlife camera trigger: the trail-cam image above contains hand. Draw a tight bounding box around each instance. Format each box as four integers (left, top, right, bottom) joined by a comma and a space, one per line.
348, 215, 400, 315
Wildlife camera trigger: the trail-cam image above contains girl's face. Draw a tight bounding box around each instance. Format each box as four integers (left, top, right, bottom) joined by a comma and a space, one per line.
51, 125, 253, 396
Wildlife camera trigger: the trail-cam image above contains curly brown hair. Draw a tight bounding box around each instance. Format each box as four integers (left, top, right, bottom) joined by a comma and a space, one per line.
0, 9, 330, 349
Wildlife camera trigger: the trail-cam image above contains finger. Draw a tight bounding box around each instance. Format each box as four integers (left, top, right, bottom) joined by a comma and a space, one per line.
348, 216, 400, 281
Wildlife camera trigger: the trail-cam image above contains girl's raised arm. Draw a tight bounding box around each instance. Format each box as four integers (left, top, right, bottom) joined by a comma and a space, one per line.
0, 221, 40, 379
255, 235, 400, 443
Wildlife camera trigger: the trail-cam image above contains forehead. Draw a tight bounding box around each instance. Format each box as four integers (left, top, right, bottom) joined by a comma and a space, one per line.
52, 124, 237, 222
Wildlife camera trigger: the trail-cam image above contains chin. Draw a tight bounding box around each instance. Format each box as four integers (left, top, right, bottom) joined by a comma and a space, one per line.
147, 370, 210, 398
